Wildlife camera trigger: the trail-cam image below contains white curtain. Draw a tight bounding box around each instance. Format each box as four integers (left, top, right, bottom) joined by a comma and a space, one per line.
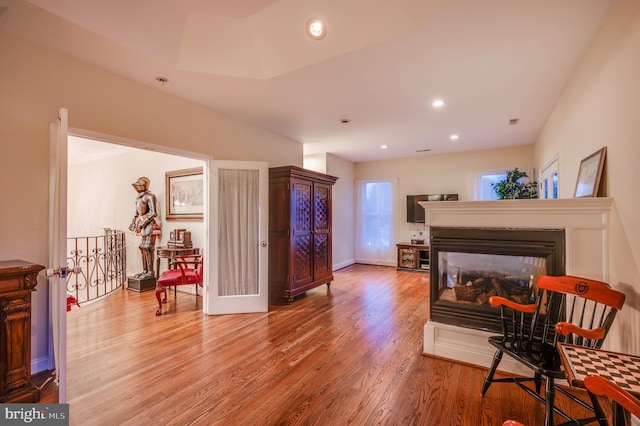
218, 169, 259, 296
355, 179, 396, 265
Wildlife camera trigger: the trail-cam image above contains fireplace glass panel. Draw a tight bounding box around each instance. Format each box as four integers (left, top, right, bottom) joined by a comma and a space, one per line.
438, 252, 547, 306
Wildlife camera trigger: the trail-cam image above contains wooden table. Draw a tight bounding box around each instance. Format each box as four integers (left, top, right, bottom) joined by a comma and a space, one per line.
558, 342, 640, 425
155, 246, 200, 276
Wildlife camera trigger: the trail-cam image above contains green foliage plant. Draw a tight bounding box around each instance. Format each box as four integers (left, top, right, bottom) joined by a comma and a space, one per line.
492, 168, 539, 199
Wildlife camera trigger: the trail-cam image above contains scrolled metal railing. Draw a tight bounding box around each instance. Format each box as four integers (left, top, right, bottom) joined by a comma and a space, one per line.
66, 229, 126, 305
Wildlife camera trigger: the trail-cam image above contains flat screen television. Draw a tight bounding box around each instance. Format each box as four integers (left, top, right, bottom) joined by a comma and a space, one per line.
406, 194, 458, 223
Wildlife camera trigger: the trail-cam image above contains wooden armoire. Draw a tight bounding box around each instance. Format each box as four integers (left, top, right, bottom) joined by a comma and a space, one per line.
269, 166, 338, 303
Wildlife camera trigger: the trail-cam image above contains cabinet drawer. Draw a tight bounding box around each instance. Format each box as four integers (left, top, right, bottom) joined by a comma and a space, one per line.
0, 277, 20, 293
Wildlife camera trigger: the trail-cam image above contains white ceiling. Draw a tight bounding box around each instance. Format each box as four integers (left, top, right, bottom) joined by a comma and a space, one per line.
1, 0, 613, 162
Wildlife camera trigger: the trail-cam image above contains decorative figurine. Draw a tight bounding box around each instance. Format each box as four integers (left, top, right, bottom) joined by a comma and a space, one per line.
129, 177, 162, 279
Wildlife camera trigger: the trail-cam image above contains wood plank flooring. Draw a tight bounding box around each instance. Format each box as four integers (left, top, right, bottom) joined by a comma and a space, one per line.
49, 264, 606, 425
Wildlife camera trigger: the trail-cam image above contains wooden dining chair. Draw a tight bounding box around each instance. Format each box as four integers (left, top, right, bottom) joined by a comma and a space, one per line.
481, 275, 626, 426
155, 254, 203, 316
584, 375, 640, 424
503, 376, 640, 426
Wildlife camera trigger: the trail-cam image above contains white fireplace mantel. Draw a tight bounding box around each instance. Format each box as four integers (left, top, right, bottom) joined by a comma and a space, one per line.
420, 198, 613, 372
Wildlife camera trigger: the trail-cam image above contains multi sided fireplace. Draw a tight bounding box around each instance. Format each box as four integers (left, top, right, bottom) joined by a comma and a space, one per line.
429, 227, 565, 333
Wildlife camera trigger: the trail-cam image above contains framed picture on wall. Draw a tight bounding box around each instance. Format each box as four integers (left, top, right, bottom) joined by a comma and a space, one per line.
574, 147, 606, 198
165, 167, 204, 220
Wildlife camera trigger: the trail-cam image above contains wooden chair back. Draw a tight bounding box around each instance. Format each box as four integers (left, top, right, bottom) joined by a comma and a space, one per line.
536, 275, 625, 348
493, 275, 625, 359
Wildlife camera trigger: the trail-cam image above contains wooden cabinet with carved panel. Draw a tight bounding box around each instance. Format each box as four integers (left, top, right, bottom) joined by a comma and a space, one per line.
396, 243, 430, 273
269, 166, 338, 303
0, 260, 45, 402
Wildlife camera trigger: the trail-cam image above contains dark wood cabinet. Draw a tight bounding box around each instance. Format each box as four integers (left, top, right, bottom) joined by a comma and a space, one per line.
396, 243, 430, 272
0, 260, 45, 402
269, 166, 338, 303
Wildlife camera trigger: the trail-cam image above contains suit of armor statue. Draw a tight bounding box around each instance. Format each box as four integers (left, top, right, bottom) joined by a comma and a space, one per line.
129, 177, 161, 279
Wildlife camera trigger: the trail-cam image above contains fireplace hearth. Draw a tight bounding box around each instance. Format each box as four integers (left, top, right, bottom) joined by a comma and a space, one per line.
430, 227, 565, 333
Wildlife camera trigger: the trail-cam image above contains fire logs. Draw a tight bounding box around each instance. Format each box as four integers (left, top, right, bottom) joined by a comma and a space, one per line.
453, 275, 533, 305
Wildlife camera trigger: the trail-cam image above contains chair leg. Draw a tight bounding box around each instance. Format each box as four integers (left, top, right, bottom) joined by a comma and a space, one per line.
544, 377, 555, 426
155, 286, 164, 316
535, 372, 542, 394
481, 349, 503, 396
586, 390, 608, 426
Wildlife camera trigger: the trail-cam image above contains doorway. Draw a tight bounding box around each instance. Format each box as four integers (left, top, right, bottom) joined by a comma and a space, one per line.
67, 135, 206, 281
52, 117, 270, 402
65, 133, 207, 402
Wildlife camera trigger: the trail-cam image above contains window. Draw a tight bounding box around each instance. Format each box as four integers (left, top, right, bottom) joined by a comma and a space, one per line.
476, 171, 507, 200
355, 180, 395, 265
540, 156, 559, 199
476, 168, 538, 200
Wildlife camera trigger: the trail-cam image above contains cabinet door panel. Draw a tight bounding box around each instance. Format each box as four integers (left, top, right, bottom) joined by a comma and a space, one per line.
4, 300, 30, 390
313, 184, 330, 232
313, 183, 332, 280
293, 235, 313, 287
313, 233, 331, 279
292, 180, 313, 287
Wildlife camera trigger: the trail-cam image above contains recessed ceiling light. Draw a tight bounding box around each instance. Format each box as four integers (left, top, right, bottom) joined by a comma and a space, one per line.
381, 145, 388, 149
432, 99, 445, 108
450, 134, 459, 140
306, 18, 326, 40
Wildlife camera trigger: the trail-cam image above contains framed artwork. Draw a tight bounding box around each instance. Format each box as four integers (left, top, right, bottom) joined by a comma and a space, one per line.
165, 167, 203, 220
574, 147, 606, 198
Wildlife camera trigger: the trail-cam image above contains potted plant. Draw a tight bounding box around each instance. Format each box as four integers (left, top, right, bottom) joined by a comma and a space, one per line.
492, 168, 538, 199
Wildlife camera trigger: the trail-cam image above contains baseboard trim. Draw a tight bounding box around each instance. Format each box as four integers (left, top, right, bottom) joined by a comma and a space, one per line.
32, 356, 51, 374
333, 259, 355, 271
423, 320, 533, 377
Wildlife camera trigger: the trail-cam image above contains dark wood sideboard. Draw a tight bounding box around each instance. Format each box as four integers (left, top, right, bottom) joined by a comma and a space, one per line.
396, 243, 430, 272
0, 260, 45, 402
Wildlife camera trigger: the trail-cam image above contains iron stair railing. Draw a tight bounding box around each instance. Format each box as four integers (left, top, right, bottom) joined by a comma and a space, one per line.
66, 229, 126, 307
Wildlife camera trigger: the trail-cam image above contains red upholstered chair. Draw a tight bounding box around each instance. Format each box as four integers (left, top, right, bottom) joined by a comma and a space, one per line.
155, 254, 203, 316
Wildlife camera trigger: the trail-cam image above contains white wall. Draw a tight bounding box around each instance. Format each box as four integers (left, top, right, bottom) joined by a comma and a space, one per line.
0, 32, 303, 370
305, 152, 356, 271
534, 0, 640, 355
355, 144, 535, 244
327, 154, 356, 270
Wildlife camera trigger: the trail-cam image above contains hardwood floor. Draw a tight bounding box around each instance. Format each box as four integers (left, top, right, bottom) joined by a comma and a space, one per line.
46, 264, 605, 425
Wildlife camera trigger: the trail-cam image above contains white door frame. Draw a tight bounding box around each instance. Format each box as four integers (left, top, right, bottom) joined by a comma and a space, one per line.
49, 108, 68, 402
